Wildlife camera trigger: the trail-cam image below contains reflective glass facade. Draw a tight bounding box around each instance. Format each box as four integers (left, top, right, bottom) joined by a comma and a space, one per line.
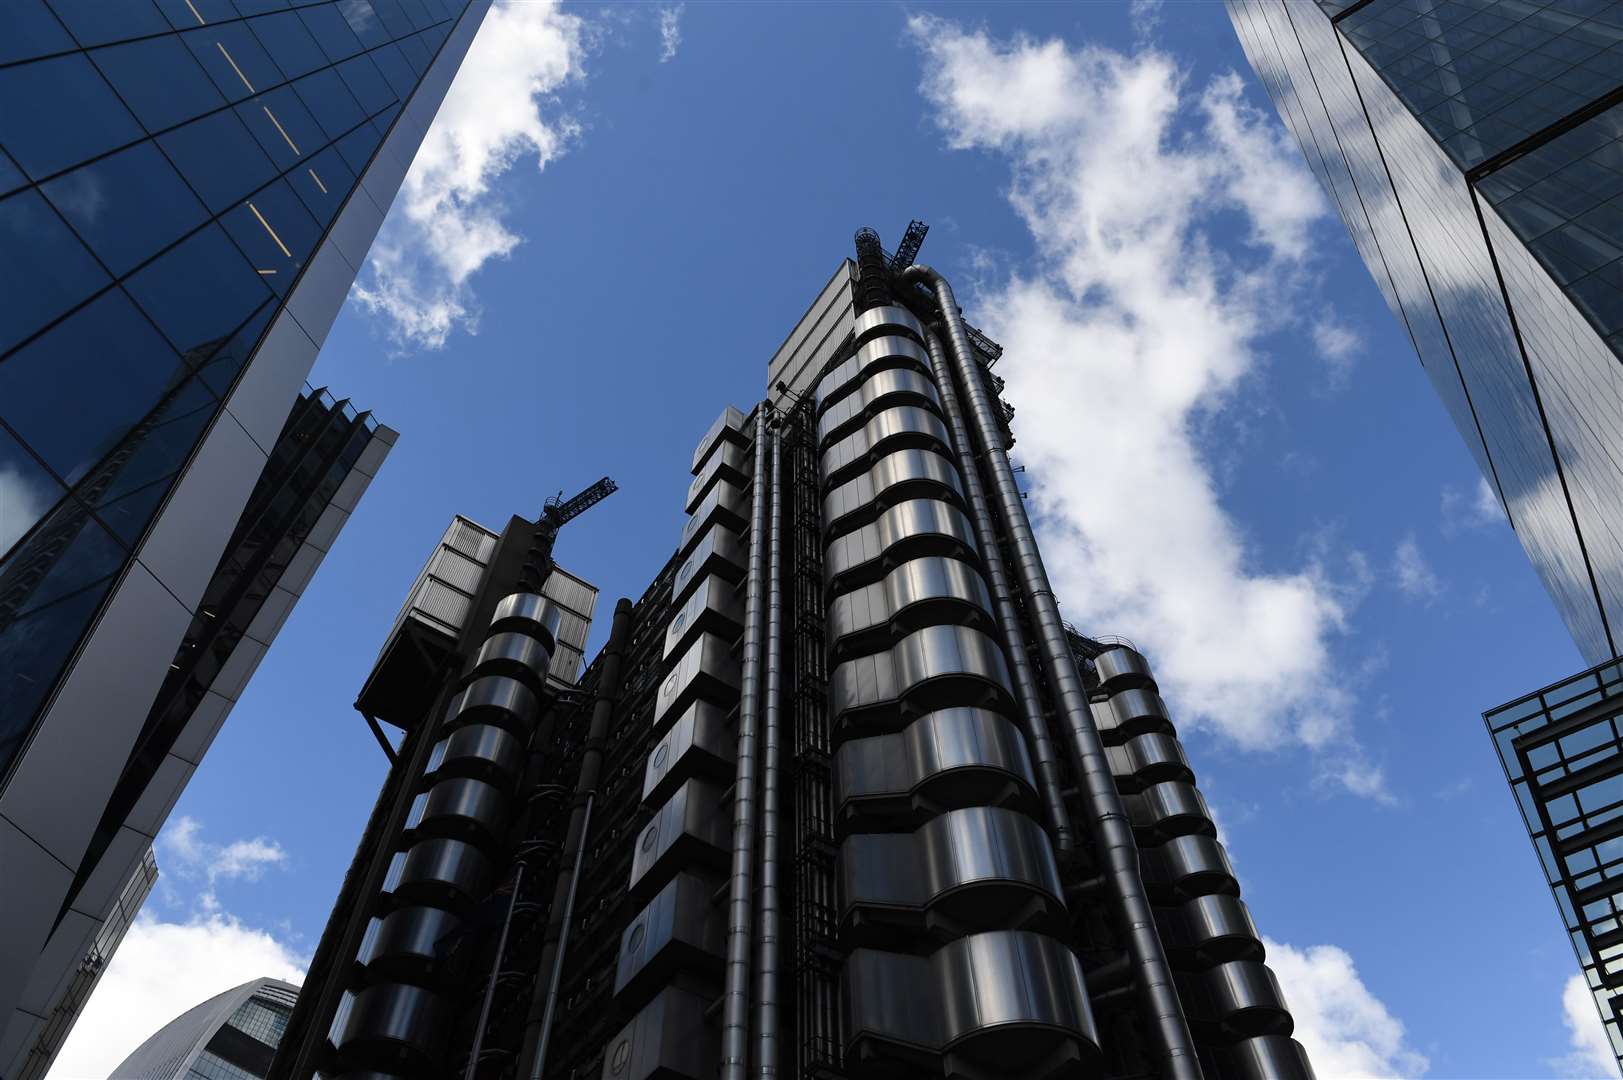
1228, 0, 1623, 666
1488, 663, 1623, 1071
114, 977, 300, 1079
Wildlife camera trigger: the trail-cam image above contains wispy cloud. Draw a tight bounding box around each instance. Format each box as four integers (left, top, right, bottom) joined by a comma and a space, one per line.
354, 1, 585, 350
1552, 972, 1618, 1079
907, 17, 1388, 796
1441, 476, 1506, 535
658, 4, 684, 62
1393, 533, 1443, 603
161, 814, 288, 912
1265, 937, 1430, 1077
1310, 315, 1360, 394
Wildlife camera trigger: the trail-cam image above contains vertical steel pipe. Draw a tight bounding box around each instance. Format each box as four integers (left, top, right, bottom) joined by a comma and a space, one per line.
755, 425, 785, 1078
921, 326, 1074, 852
723, 405, 771, 1080
902, 265, 1202, 1080
464, 863, 525, 1080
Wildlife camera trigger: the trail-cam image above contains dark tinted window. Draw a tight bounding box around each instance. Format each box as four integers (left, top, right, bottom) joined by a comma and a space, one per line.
334, 118, 382, 172
0, 576, 117, 777
0, 189, 109, 355
337, 0, 388, 49
248, 9, 325, 79
0, 288, 192, 485
158, 107, 277, 213
299, 2, 363, 62
237, 85, 324, 169
367, 41, 415, 98
154, 0, 237, 30
294, 67, 366, 142
336, 53, 397, 114
0, 1, 77, 66
89, 374, 221, 544
91, 34, 226, 132
290, 144, 354, 228
223, 177, 321, 293
0, 151, 25, 199
195, 296, 273, 397
0, 53, 142, 179
0, 424, 62, 557
183, 21, 285, 102
42, 141, 207, 276
123, 224, 273, 358
46, 0, 168, 47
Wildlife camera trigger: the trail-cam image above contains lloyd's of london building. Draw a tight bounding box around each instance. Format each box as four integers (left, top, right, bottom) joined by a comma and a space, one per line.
0, 0, 496, 1073
1225, 2, 1623, 1067
270, 232, 1315, 1080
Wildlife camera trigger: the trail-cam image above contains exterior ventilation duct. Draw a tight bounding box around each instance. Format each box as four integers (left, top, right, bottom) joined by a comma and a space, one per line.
755, 424, 786, 1078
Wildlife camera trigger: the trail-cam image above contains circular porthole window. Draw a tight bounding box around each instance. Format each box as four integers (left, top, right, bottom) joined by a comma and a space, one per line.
653, 744, 670, 769
641, 826, 659, 852
611, 1039, 631, 1074
627, 923, 646, 952
664, 674, 679, 697
672, 611, 687, 632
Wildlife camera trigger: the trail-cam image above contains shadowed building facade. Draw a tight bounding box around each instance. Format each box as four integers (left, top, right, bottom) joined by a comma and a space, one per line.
0, 0, 495, 1067
115, 976, 300, 1079
271, 232, 1314, 1080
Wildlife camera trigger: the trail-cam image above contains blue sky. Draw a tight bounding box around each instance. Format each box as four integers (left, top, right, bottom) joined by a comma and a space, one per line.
52, 2, 1614, 1076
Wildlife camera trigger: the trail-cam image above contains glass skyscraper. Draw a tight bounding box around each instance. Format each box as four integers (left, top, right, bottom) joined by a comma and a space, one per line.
1227, 0, 1623, 665
0, 0, 493, 1065
114, 976, 300, 1078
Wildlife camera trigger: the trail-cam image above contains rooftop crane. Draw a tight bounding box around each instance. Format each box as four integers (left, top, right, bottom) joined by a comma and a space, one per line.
541, 475, 619, 536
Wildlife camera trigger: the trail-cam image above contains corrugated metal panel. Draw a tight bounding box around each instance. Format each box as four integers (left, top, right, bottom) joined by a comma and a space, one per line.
543, 571, 598, 621
416, 581, 472, 633
769, 260, 856, 405
430, 548, 485, 594
548, 643, 584, 684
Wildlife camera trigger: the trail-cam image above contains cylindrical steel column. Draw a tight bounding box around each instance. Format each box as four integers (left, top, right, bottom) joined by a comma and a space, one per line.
902, 264, 1202, 1080
755, 425, 785, 1078
722, 404, 771, 1080
920, 326, 1074, 852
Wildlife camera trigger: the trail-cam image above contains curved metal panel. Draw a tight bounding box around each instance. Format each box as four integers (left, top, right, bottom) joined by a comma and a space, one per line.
835, 707, 1038, 827
1126, 781, 1216, 841
1194, 960, 1293, 1037
393, 837, 492, 909
1224, 1035, 1316, 1080
471, 630, 553, 686
818, 368, 942, 449
678, 478, 750, 557
673, 522, 745, 606
489, 591, 563, 651
1107, 732, 1193, 787
363, 906, 460, 980
452, 674, 539, 735
417, 777, 506, 849
843, 949, 941, 1063
852, 303, 924, 347
821, 406, 951, 489
690, 404, 749, 474
686, 440, 751, 513
628, 778, 729, 902
830, 625, 1014, 731
1094, 645, 1156, 692
644, 700, 735, 806
654, 632, 741, 732
1171, 894, 1263, 965
824, 499, 978, 593
600, 985, 718, 1080
664, 574, 744, 661
337, 983, 444, 1064
829, 556, 993, 655
1097, 687, 1173, 742
1140, 833, 1239, 901
935, 931, 1099, 1064
824, 449, 964, 540
430, 722, 525, 788
614, 872, 725, 1009
816, 335, 932, 414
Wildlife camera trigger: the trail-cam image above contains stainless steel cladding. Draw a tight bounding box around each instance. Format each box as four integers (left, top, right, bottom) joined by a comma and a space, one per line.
829, 625, 1014, 731
664, 575, 745, 661
817, 369, 942, 448
490, 591, 565, 653
687, 441, 752, 513
820, 406, 952, 488
363, 906, 462, 981
428, 723, 525, 788
472, 631, 555, 688
1096, 686, 1174, 742
1107, 732, 1195, 788
1094, 645, 1156, 693
1224, 1034, 1317, 1079
691, 405, 750, 474
654, 632, 742, 731
673, 522, 747, 605
822, 450, 964, 539
1165, 895, 1263, 967
628, 778, 730, 902
337, 984, 445, 1069
679, 479, 751, 556
843, 931, 1099, 1076
451, 674, 540, 736
817, 336, 932, 414
824, 499, 978, 593
599, 986, 717, 1080
1187, 961, 1293, 1037
414, 777, 507, 849
851, 304, 925, 347
392, 838, 493, 908
838, 807, 1065, 942
643, 701, 736, 806
828, 556, 993, 657
1140, 834, 1240, 903
1127, 781, 1218, 843
833, 708, 1038, 829
614, 872, 726, 1009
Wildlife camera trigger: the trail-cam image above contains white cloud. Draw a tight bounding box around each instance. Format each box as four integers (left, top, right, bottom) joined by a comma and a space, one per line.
907, 18, 1385, 793
658, 4, 683, 62
1553, 973, 1619, 1079
1265, 937, 1429, 1078
1441, 476, 1506, 534
0, 462, 52, 554
353, 1, 585, 349
1392, 533, 1442, 602
47, 914, 305, 1079
160, 815, 288, 913
1311, 315, 1360, 393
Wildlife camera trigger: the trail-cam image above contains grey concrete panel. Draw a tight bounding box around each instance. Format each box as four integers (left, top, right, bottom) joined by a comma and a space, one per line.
287, 239, 360, 350
245, 585, 298, 646
305, 503, 350, 553
0, 817, 73, 1028
69, 824, 149, 920
125, 753, 194, 838
280, 543, 327, 595
136, 414, 266, 613
170, 691, 233, 765
330, 465, 373, 513
0, 1010, 40, 1074
352, 430, 394, 477
212, 637, 268, 702
0, 564, 190, 867
16, 909, 93, 1016
224, 310, 319, 456
327, 184, 388, 273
